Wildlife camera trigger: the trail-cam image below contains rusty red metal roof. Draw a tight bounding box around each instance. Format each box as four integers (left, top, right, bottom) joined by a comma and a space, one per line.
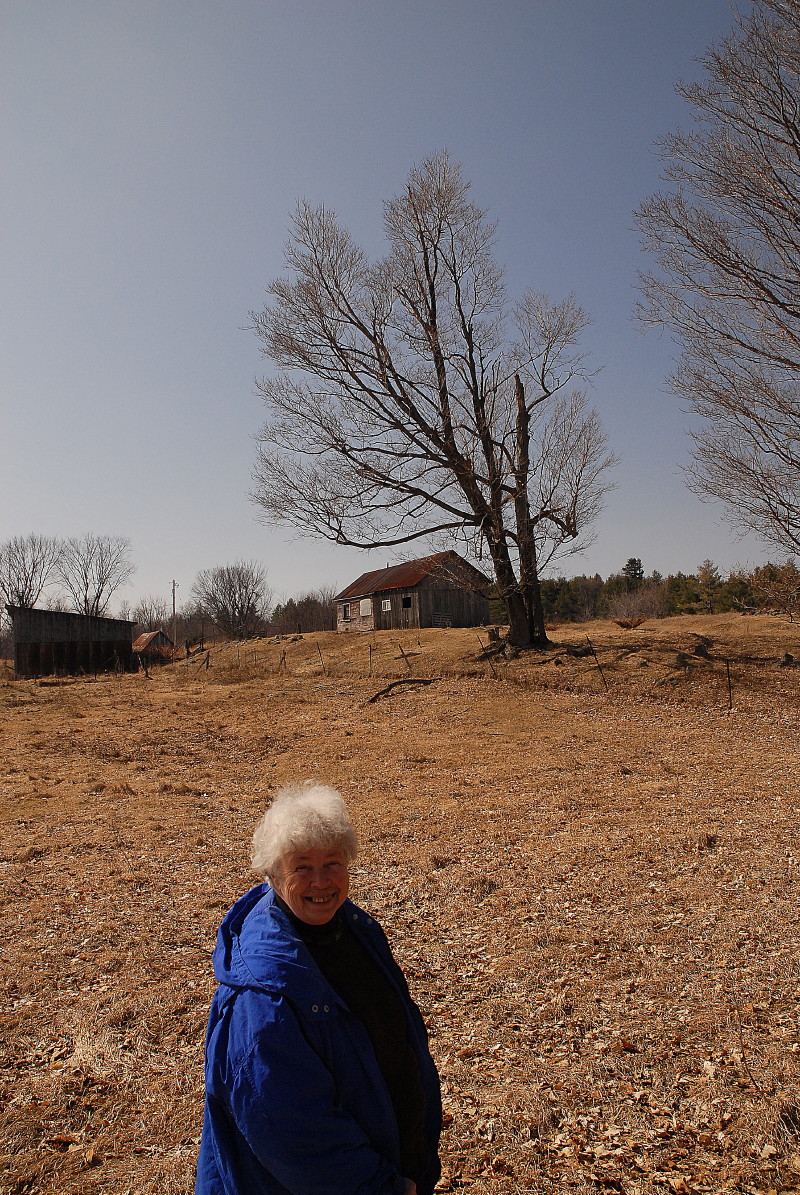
334, 552, 467, 601
132, 630, 172, 651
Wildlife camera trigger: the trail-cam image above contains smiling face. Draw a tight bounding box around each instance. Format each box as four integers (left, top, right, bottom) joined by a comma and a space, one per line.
272, 846, 350, 925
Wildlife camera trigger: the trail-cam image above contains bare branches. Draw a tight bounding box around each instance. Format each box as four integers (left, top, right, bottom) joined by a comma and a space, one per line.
190, 562, 272, 639
636, 1, 800, 553
251, 152, 614, 645
0, 534, 61, 608
1, 534, 138, 618
55, 535, 136, 617
131, 596, 171, 632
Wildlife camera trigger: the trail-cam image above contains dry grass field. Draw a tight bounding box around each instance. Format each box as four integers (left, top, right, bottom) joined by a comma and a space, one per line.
2, 614, 800, 1195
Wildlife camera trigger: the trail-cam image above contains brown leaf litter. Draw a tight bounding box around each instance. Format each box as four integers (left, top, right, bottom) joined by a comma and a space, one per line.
1, 613, 800, 1194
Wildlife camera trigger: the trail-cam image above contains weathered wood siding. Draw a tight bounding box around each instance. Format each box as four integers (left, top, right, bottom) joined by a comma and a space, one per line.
8, 607, 135, 677
415, 577, 488, 628
336, 596, 375, 633
335, 565, 488, 632
372, 589, 420, 630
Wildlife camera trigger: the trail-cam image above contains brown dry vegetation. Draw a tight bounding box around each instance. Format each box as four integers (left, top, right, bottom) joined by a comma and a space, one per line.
2, 614, 800, 1195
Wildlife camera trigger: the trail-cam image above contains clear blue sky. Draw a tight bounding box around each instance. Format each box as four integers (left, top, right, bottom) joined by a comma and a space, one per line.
2, 0, 769, 612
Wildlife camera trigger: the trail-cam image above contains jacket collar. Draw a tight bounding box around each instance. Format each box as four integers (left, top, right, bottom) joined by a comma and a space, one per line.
213, 884, 366, 1009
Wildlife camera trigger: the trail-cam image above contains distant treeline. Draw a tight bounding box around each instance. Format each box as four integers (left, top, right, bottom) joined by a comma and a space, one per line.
138, 587, 338, 649
268, 591, 337, 634
487, 558, 800, 625
4, 537, 798, 660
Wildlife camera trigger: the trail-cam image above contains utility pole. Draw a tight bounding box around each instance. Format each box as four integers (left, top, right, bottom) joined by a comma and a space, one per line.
172, 579, 178, 659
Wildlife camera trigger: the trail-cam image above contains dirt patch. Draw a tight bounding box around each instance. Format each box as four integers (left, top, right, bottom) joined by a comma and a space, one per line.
2, 614, 800, 1194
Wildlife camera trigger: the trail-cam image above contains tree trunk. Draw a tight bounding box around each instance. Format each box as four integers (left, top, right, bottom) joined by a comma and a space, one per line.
487, 535, 551, 649
524, 578, 550, 648
492, 573, 550, 650
504, 588, 551, 649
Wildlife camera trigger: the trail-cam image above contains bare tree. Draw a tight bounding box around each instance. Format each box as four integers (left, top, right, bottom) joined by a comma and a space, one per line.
191, 561, 272, 639
131, 595, 171, 632
0, 534, 62, 608
176, 600, 211, 647
250, 152, 616, 647
55, 534, 136, 617
636, 0, 800, 555
746, 559, 800, 616
0, 620, 11, 662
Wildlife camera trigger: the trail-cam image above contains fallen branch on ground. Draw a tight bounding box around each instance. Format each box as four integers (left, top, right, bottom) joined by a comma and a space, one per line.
366, 678, 437, 703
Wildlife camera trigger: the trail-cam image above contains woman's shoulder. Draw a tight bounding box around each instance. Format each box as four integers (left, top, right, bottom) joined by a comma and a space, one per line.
213, 885, 306, 990
341, 899, 397, 959
341, 898, 387, 936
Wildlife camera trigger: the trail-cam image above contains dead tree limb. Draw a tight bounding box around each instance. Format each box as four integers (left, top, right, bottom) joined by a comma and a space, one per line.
366, 678, 437, 703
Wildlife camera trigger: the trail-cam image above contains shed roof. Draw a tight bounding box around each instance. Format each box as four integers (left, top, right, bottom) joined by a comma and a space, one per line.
132, 629, 173, 651
6, 605, 135, 635
334, 551, 485, 601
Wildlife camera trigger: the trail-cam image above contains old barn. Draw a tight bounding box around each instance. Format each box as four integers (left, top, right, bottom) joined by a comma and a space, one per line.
132, 629, 174, 666
334, 551, 490, 633
7, 606, 135, 677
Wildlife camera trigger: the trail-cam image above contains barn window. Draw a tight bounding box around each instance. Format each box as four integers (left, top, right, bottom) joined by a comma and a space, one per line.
381, 599, 391, 612
360, 598, 372, 616
401, 595, 412, 608
341, 603, 351, 620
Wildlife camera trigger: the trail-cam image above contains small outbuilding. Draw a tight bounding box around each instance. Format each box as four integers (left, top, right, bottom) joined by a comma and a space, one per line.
132, 629, 175, 666
7, 606, 135, 677
334, 551, 490, 633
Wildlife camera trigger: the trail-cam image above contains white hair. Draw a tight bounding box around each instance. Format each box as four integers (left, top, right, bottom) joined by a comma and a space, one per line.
251, 780, 358, 879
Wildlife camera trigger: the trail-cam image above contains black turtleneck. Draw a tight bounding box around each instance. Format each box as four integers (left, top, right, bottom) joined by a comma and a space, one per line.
274, 895, 427, 1183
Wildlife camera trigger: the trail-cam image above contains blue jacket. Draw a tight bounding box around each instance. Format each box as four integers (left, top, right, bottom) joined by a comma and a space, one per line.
195, 885, 442, 1195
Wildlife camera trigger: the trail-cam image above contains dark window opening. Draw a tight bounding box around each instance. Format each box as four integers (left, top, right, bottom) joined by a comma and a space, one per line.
401, 595, 412, 608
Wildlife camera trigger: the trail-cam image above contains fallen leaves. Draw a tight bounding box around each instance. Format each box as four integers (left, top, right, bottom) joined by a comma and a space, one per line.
2, 616, 800, 1192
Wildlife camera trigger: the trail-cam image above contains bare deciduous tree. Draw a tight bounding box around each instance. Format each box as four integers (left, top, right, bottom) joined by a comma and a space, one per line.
176, 601, 210, 647
250, 152, 616, 647
191, 561, 272, 639
55, 534, 136, 617
636, 0, 800, 555
131, 595, 171, 632
0, 534, 61, 608
746, 559, 800, 616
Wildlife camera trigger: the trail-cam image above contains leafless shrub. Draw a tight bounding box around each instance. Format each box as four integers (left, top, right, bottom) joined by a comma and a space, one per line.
606, 583, 667, 620
746, 561, 800, 620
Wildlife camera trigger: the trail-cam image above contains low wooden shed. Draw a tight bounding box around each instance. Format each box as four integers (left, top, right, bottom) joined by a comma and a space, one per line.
132, 629, 174, 666
334, 551, 490, 633
7, 606, 135, 677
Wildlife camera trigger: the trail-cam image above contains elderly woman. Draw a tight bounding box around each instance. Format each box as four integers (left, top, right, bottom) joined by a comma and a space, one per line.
195, 781, 442, 1195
